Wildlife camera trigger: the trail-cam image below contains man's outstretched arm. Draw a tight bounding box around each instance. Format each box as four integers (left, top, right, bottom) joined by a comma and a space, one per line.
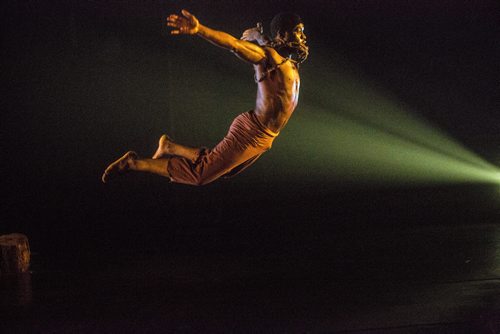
167, 9, 266, 65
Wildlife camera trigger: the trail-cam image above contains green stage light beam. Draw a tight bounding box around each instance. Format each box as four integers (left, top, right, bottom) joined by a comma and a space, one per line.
282, 108, 500, 185
305, 52, 497, 173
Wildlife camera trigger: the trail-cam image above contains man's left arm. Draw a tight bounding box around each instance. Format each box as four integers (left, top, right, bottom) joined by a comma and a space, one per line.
167, 10, 266, 65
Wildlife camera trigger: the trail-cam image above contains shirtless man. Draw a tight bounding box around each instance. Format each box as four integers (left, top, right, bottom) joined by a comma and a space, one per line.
102, 10, 308, 185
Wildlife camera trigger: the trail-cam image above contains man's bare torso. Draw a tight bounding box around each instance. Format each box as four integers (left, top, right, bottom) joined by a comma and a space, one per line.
253, 47, 300, 133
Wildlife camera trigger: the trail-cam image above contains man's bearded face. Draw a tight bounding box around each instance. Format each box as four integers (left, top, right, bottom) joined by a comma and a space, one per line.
291, 23, 306, 45
279, 23, 309, 63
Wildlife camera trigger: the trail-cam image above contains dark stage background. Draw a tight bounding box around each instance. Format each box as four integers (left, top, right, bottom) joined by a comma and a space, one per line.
3, 0, 499, 257
1, 1, 500, 331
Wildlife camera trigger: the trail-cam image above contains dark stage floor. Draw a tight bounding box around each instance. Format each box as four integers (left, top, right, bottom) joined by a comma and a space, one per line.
2, 213, 500, 333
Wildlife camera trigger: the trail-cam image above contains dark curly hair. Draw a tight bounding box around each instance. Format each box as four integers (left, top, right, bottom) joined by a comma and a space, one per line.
270, 12, 303, 38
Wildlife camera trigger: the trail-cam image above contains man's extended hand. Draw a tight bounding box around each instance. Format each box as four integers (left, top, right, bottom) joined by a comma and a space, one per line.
241, 23, 269, 46
167, 9, 199, 35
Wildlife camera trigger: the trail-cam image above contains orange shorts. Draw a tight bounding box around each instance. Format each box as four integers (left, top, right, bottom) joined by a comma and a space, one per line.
167, 111, 279, 185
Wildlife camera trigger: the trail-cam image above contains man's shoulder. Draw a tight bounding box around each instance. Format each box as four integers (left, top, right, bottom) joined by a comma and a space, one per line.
261, 46, 287, 66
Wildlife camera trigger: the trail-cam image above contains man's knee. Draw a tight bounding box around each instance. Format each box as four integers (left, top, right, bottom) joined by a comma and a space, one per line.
193, 175, 214, 186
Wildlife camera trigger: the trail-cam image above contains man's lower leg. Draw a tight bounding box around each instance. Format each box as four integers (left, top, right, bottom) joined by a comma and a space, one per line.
133, 158, 170, 177
102, 151, 170, 183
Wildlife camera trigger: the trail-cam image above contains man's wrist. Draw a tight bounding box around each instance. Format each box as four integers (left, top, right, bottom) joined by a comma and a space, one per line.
195, 23, 206, 36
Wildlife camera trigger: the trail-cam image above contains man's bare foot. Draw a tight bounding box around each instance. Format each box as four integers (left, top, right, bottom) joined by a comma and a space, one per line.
152, 134, 173, 159
102, 151, 138, 183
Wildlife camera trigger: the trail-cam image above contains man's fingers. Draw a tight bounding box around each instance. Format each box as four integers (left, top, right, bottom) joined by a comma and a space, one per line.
181, 9, 192, 18
167, 10, 196, 35
167, 15, 186, 31
167, 16, 182, 25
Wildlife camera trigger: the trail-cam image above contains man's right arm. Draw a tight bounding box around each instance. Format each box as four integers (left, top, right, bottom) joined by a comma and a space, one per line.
241, 24, 271, 46
167, 10, 267, 65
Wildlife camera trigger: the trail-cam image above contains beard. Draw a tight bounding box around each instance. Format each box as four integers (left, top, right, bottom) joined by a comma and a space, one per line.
271, 40, 309, 64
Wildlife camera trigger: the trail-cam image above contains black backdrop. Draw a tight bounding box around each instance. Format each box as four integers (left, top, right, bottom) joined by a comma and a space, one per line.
2, 0, 499, 264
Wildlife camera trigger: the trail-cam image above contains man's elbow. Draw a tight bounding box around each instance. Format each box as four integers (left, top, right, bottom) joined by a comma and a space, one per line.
231, 41, 265, 64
